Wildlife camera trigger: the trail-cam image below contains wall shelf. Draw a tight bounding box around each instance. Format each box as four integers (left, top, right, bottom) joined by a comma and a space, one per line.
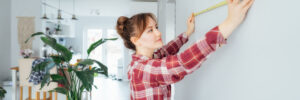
42, 19, 75, 38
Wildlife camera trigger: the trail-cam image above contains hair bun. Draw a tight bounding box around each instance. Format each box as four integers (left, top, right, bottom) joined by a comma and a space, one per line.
116, 16, 129, 34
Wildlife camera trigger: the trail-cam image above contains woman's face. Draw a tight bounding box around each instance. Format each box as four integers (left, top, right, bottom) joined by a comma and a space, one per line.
135, 17, 163, 50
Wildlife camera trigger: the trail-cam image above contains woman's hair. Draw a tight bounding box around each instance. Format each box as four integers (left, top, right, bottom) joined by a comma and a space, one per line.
116, 13, 156, 51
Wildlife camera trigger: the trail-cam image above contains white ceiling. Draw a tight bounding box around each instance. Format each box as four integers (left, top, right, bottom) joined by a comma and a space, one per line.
44, 0, 161, 17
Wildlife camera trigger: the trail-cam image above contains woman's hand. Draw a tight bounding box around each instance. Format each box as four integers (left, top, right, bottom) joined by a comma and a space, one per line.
219, 0, 254, 39
185, 13, 195, 37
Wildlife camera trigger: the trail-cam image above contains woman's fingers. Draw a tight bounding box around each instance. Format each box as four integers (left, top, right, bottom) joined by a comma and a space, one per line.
233, 0, 240, 5
191, 13, 195, 22
188, 13, 194, 23
189, 14, 192, 22
186, 13, 195, 36
242, 0, 254, 13
241, 0, 252, 8
226, 0, 233, 4
187, 14, 191, 23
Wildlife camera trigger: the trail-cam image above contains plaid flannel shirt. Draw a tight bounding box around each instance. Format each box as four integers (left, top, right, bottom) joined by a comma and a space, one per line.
128, 26, 227, 100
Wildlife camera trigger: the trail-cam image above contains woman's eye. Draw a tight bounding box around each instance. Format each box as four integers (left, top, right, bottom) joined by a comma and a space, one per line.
156, 26, 158, 29
148, 29, 153, 32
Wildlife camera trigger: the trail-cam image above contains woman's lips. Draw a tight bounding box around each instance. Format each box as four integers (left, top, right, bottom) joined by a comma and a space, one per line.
157, 38, 162, 42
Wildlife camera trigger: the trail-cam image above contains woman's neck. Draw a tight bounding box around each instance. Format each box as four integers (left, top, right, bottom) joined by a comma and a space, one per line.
136, 47, 154, 59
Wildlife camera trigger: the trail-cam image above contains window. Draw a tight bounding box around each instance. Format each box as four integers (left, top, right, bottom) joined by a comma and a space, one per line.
85, 28, 123, 78
106, 29, 123, 78
87, 29, 125, 100
87, 29, 103, 62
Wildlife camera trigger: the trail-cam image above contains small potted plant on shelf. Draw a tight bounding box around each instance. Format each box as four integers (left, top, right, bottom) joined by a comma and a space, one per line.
25, 32, 117, 100
55, 24, 62, 35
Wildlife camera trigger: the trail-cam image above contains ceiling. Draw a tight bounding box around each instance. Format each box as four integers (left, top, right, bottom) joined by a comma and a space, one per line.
44, 0, 166, 17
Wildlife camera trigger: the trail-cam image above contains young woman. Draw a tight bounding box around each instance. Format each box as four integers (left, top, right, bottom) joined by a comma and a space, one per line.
116, 0, 254, 100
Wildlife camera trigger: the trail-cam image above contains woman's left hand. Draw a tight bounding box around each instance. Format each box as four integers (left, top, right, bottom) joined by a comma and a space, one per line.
185, 13, 195, 37
219, 0, 254, 39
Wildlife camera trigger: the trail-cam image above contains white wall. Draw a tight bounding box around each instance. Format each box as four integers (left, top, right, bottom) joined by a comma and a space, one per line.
10, 0, 43, 67
165, 2, 175, 42
129, 2, 158, 17
0, 0, 11, 82
175, 0, 300, 100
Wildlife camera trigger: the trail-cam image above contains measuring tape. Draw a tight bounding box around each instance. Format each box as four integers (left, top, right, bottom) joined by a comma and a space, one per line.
194, 0, 228, 16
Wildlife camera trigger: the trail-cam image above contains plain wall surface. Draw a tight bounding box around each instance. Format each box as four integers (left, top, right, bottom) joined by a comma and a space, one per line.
174, 0, 300, 100
10, 0, 43, 68
0, 0, 11, 82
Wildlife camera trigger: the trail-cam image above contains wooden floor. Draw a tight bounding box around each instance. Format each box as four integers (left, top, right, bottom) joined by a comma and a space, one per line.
92, 77, 130, 100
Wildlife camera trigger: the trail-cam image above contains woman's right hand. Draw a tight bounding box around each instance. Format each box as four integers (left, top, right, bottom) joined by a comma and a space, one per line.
219, 0, 254, 39
186, 13, 195, 37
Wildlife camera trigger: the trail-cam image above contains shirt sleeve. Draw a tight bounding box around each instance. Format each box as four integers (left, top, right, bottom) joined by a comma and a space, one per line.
152, 33, 189, 59
134, 26, 227, 86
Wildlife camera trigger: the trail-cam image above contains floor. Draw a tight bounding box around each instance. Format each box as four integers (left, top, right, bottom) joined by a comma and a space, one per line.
92, 77, 130, 100
1, 77, 130, 100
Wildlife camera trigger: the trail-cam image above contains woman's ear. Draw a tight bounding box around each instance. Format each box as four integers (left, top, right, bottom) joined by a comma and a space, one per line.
130, 37, 139, 46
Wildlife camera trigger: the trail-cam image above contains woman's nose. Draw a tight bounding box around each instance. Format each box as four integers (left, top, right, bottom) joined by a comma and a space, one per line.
155, 30, 162, 37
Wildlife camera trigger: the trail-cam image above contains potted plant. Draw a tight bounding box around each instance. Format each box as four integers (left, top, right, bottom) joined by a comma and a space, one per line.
55, 23, 62, 35
0, 87, 6, 99
25, 32, 117, 100
20, 49, 33, 58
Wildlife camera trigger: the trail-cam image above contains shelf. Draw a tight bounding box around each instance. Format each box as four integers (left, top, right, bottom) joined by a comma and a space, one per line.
42, 19, 75, 38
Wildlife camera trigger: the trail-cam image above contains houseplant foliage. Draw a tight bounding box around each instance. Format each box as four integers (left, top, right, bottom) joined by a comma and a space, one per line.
25, 32, 117, 100
0, 87, 6, 98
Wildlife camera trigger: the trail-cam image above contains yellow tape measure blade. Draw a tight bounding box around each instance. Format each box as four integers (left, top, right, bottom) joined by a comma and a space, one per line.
194, 0, 228, 16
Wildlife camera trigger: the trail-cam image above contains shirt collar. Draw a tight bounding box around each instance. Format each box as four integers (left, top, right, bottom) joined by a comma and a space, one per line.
132, 53, 152, 61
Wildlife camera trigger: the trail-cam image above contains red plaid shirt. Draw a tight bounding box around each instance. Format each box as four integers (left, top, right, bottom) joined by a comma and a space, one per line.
128, 26, 227, 100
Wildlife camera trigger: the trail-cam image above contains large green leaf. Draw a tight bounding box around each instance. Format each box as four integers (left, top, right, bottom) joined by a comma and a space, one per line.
0, 87, 7, 98
45, 60, 55, 71
37, 61, 56, 90
87, 38, 118, 57
77, 59, 94, 66
50, 87, 67, 95
50, 74, 64, 82
41, 36, 72, 61
50, 55, 65, 65
75, 69, 95, 91
32, 60, 50, 72
31, 59, 55, 72
25, 32, 44, 43
92, 60, 108, 77
40, 73, 50, 89
45, 35, 57, 45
